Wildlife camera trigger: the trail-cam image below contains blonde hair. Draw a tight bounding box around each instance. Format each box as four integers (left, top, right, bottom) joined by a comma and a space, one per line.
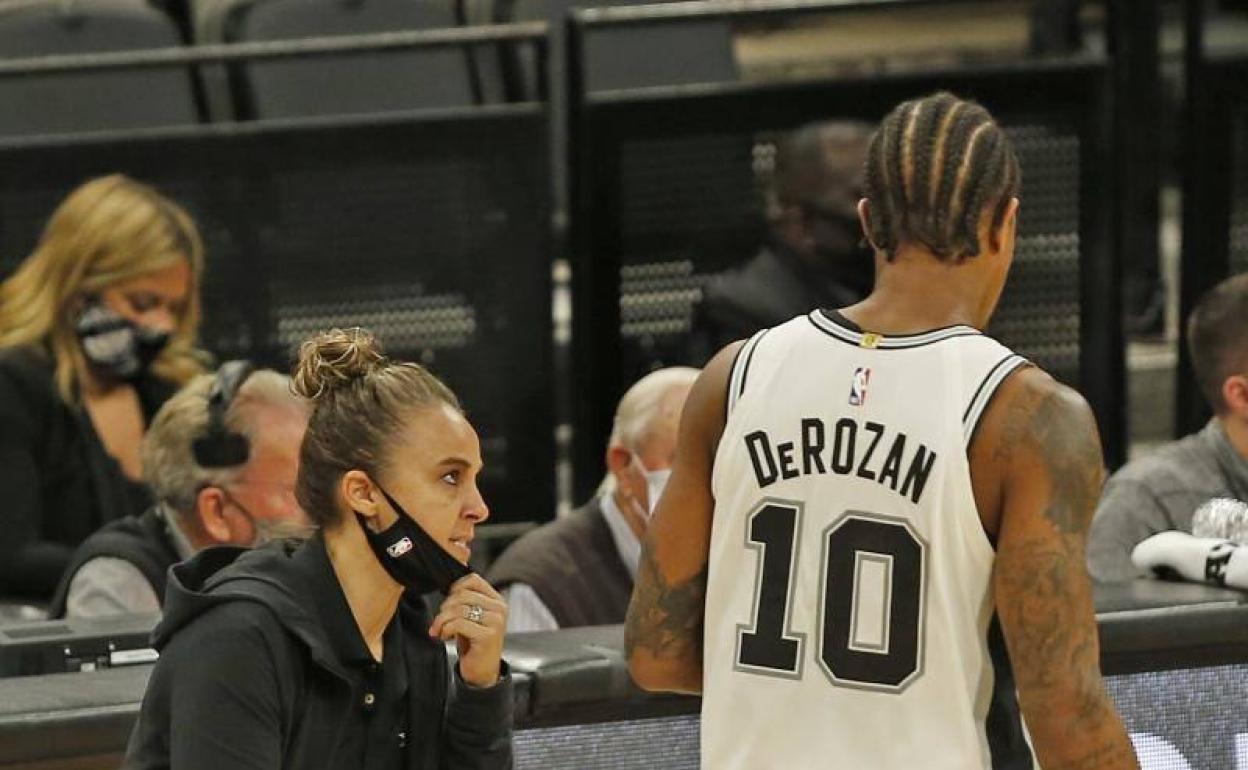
291, 327, 461, 527
142, 370, 309, 519
0, 174, 208, 401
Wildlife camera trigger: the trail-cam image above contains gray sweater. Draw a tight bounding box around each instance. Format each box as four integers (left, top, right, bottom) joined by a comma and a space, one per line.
1088, 419, 1248, 582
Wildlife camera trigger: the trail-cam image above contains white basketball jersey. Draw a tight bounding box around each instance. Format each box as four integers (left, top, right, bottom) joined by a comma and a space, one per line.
701, 309, 1034, 770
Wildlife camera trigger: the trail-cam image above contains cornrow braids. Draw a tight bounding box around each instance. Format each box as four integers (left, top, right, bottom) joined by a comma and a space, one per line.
863, 91, 1021, 261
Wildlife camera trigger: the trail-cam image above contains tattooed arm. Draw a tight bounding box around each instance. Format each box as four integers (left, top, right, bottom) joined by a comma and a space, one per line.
625, 342, 741, 694
974, 367, 1139, 770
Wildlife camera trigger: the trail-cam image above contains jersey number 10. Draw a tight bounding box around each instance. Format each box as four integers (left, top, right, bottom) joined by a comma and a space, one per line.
734, 502, 927, 693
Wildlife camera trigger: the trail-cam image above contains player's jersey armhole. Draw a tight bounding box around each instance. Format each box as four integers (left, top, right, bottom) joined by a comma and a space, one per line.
726, 329, 769, 419
961, 354, 1031, 450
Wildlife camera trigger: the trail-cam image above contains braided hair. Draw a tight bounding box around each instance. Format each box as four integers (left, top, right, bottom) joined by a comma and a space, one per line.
863, 91, 1020, 261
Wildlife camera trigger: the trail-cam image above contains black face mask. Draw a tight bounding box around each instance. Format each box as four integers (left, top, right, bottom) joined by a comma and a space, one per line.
74, 300, 171, 382
356, 484, 472, 595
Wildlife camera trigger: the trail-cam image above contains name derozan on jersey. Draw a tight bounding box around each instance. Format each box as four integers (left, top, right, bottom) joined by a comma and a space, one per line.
743, 417, 938, 505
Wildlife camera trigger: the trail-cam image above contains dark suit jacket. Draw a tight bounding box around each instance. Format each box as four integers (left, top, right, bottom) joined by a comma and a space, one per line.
687, 242, 868, 364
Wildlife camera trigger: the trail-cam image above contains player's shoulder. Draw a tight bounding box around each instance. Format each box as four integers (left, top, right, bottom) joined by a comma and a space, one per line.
978, 364, 1101, 469
1003, 366, 1095, 427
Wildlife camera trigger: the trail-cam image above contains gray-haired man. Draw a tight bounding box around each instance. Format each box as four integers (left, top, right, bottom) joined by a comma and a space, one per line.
50, 366, 310, 618
489, 367, 698, 631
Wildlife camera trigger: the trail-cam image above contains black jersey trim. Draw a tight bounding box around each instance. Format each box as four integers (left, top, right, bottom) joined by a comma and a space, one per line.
962, 355, 1030, 449
962, 354, 1028, 424
821, 308, 864, 332
724, 341, 749, 425
807, 309, 981, 350
738, 328, 769, 399
986, 614, 1036, 769
727, 330, 768, 417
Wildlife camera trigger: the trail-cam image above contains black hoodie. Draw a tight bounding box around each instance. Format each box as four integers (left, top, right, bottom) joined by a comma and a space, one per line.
123, 535, 513, 770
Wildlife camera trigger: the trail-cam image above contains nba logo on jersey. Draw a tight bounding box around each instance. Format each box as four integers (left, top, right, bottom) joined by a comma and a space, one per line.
849, 367, 871, 406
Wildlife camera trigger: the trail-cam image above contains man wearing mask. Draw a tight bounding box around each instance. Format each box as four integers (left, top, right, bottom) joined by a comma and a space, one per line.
489, 367, 698, 631
687, 121, 873, 364
50, 362, 311, 618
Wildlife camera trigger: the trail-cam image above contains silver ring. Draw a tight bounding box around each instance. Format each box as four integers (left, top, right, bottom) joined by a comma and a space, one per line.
464, 604, 484, 624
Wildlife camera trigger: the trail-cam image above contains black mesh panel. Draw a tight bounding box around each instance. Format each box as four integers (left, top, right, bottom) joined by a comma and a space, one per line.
990, 123, 1081, 384
610, 120, 1083, 386
615, 133, 762, 381
0, 114, 554, 523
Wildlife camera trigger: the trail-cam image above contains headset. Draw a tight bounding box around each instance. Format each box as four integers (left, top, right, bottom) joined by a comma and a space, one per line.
191, 360, 256, 468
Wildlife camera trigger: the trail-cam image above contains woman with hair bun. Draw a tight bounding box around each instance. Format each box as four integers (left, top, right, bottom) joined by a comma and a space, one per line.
0, 175, 207, 600
124, 328, 512, 770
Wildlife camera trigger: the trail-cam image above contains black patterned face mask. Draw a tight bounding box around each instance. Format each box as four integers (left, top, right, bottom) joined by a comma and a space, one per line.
356, 484, 472, 595
74, 300, 171, 381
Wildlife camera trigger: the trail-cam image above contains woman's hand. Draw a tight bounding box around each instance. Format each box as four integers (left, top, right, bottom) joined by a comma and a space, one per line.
429, 573, 508, 687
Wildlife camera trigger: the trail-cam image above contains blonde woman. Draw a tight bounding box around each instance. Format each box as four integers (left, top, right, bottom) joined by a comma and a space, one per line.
0, 175, 207, 600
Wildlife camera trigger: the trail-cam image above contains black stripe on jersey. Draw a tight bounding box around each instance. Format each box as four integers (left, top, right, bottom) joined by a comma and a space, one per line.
806, 310, 981, 350
962, 354, 1026, 424
962, 355, 1030, 451
724, 341, 750, 425
986, 614, 1036, 769
738, 329, 769, 399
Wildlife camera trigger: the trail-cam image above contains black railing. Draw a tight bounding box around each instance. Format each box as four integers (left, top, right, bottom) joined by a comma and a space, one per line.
1176, 0, 1248, 435
0, 24, 547, 77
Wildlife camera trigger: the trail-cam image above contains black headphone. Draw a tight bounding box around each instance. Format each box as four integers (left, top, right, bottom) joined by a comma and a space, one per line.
192, 360, 256, 468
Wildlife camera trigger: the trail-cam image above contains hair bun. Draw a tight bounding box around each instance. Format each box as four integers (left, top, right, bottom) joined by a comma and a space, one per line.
292, 327, 386, 400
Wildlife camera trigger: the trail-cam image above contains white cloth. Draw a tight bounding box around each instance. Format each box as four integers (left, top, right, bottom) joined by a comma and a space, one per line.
1131, 530, 1248, 589
501, 583, 561, 633
502, 493, 642, 633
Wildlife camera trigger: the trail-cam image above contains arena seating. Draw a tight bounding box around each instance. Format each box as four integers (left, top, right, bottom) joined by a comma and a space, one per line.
193, 0, 479, 120
0, 0, 198, 138
498, 0, 735, 97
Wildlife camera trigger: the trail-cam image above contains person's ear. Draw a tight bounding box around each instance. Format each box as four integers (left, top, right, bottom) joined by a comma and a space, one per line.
606, 444, 634, 483
857, 198, 880, 252
196, 487, 232, 544
987, 197, 1020, 255
1221, 375, 1248, 418
341, 470, 382, 529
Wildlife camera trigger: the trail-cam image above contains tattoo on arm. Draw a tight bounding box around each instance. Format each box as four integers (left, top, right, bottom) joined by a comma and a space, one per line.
1048, 743, 1140, 770
625, 540, 709, 664
1028, 391, 1105, 536
995, 384, 1136, 768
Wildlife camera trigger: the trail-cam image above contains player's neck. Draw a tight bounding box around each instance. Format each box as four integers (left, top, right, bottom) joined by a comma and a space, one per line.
842, 250, 987, 334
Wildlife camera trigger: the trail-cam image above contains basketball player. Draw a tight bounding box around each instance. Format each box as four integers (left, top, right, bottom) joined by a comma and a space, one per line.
625, 92, 1139, 769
